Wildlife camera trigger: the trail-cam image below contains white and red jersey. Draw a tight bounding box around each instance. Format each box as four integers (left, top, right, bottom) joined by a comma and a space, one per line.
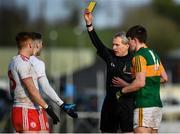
8, 55, 39, 109
29, 56, 64, 106
29, 56, 45, 79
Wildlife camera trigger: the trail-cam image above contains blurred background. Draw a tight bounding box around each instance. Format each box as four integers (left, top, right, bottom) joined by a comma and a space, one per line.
0, 0, 180, 133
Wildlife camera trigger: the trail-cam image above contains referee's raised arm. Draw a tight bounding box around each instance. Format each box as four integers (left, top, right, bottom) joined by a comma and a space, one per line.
84, 9, 93, 32
83, 9, 109, 54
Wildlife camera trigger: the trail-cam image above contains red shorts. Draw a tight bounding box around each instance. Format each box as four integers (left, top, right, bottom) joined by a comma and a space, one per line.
11, 107, 49, 132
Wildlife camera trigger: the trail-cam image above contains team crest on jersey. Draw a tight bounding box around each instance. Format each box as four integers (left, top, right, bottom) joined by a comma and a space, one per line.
110, 62, 115, 67
123, 65, 131, 75
30, 122, 36, 128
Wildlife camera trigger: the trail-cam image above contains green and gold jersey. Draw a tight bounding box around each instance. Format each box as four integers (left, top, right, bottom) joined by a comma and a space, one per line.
131, 47, 165, 108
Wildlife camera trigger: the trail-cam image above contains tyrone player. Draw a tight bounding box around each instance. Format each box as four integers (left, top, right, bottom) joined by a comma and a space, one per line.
8, 32, 59, 133
30, 32, 78, 119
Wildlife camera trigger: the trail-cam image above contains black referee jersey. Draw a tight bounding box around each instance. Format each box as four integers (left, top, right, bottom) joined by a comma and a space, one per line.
88, 29, 134, 100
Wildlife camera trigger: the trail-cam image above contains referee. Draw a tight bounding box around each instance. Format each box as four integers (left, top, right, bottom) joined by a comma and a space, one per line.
84, 10, 135, 133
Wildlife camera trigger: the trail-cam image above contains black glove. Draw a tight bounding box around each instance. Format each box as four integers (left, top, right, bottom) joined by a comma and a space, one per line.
61, 103, 78, 118
45, 105, 60, 124
116, 89, 124, 100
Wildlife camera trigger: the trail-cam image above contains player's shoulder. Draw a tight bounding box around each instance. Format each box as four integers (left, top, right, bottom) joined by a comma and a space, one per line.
30, 55, 38, 62
12, 55, 30, 65
9, 55, 31, 71
30, 55, 44, 64
30, 56, 45, 67
134, 47, 148, 58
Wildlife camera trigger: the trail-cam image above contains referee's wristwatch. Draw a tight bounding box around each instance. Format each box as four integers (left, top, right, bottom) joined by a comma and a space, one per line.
86, 23, 92, 28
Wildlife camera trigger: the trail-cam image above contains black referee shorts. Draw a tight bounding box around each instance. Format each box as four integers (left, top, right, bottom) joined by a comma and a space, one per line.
100, 96, 134, 133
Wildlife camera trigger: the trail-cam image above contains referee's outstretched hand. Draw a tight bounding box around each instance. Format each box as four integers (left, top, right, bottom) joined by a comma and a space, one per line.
45, 105, 60, 124
112, 77, 129, 87
61, 103, 78, 118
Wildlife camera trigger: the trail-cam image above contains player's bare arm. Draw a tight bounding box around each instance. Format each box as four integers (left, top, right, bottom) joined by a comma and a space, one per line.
160, 71, 168, 83
22, 77, 48, 109
159, 63, 168, 83
122, 72, 145, 93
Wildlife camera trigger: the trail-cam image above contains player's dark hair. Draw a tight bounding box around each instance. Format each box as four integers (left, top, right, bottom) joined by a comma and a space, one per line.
15, 32, 34, 48
126, 25, 147, 43
31, 32, 42, 40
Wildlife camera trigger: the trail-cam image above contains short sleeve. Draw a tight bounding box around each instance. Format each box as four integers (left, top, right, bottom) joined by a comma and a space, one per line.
132, 55, 147, 73
17, 61, 32, 79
